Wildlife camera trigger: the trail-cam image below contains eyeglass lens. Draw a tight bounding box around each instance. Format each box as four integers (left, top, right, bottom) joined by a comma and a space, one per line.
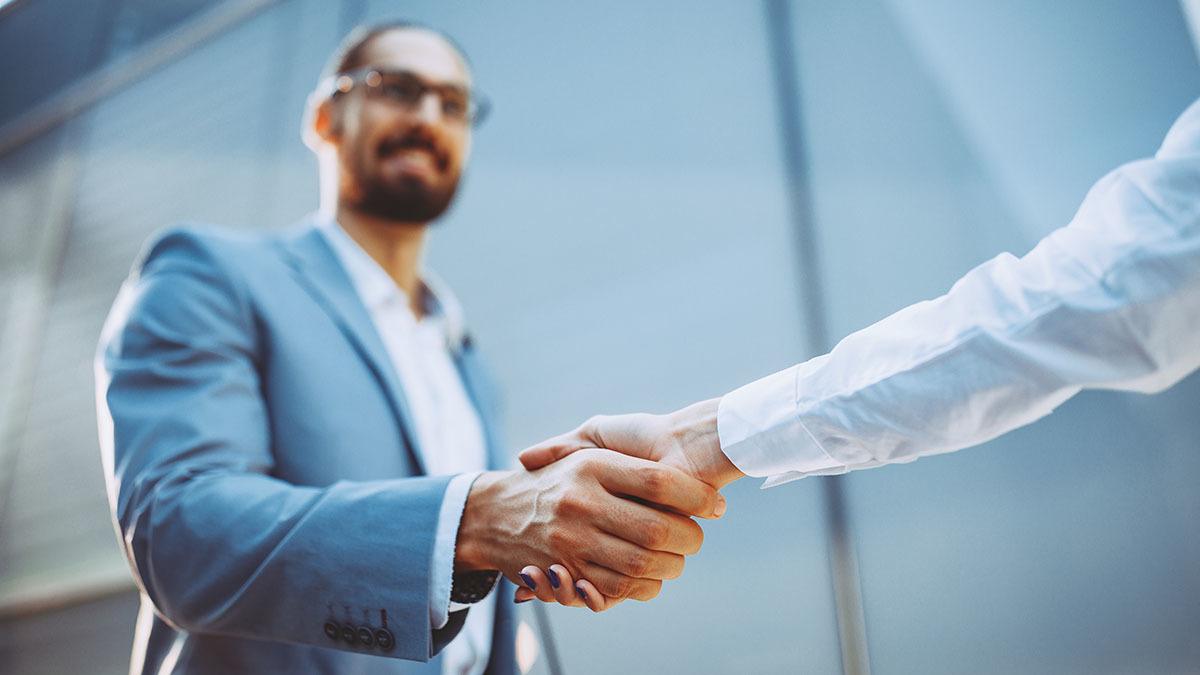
370, 71, 473, 123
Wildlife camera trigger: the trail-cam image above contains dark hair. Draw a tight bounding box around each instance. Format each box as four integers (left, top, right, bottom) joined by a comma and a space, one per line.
319, 20, 471, 83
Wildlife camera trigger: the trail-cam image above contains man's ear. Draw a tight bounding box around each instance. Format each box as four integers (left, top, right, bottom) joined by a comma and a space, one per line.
315, 100, 342, 142
302, 95, 342, 151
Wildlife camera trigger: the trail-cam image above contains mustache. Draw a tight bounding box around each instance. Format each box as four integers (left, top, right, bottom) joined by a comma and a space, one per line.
377, 129, 450, 172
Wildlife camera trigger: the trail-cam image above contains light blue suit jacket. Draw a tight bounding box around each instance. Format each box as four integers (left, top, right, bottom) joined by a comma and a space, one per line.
96, 221, 515, 675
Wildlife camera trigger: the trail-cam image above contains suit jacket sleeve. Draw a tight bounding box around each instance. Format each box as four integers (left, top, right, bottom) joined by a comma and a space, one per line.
95, 227, 466, 661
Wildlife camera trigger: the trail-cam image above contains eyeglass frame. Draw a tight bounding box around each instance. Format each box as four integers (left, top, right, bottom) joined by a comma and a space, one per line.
319, 67, 492, 128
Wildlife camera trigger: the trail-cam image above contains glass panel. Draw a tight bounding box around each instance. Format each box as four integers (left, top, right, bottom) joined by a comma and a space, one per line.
0, 592, 140, 675
791, 0, 1200, 672
0, 0, 226, 128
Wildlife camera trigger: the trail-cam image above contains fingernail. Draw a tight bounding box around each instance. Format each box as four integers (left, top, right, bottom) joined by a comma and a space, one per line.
514, 596, 532, 604
575, 584, 587, 601
519, 573, 537, 590
547, 568, 561, 589
714, 495, 727, 518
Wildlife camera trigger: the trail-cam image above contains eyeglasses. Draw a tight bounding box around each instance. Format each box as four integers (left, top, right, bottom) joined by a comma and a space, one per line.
326, 68, 491, 128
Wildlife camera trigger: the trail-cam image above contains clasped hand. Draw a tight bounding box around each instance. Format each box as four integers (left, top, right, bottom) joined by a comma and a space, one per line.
454, 441, 726, 608
508, 399, 744, 611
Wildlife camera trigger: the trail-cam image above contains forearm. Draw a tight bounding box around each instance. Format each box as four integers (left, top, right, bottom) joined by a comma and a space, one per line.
720, 110, 1200, 484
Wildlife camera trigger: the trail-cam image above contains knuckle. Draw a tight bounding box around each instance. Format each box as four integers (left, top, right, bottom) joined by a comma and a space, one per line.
608, 576, 634, 598
551, 493, 580, 518
641, 469, 670, 501
547, 527, 572, 552
625, 550, 653, 578
642, 518, 671, 549
571, 453, 602, 477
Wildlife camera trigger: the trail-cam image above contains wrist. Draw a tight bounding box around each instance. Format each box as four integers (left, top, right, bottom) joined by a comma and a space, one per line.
670, 398, 744, 488
454, 470, 507, 572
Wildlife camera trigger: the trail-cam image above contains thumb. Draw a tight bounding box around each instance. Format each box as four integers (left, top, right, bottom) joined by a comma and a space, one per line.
519, 414, 653, 471
518, 437, 584, 471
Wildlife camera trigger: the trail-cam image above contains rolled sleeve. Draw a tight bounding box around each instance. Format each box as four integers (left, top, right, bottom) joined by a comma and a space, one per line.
717, 98, 1200, 489
717, 364, 845, 484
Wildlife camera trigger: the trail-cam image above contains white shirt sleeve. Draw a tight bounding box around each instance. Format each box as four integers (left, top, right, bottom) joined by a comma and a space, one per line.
430, 471, 484, 629
719, 97, 1200, 488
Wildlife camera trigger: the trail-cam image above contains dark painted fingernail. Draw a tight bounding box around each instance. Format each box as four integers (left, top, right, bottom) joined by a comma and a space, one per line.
575, 584, 587, 601
547, 568, 561, 589
519, 573, 537, 590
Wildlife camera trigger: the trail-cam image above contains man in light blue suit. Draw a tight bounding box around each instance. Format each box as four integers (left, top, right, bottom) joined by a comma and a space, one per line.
96, 22, 724, 674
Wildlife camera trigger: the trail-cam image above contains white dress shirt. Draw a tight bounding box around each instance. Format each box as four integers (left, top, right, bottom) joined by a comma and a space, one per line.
320, 220, 495, 675
719, 98, 1200, 488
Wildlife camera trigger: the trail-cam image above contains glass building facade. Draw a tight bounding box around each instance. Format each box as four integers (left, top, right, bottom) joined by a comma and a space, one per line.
0, 1, 1197, 673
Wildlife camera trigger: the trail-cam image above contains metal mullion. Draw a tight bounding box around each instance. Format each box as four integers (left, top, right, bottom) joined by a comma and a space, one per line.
762, 1, 872, 674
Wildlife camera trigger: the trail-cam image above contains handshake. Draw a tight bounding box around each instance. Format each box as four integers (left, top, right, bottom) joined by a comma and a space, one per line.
454, 398, 746, 612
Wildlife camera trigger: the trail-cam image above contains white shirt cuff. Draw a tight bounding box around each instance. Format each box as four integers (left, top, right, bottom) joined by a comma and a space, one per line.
430, 471, 483, 630
717, 364, 846, 487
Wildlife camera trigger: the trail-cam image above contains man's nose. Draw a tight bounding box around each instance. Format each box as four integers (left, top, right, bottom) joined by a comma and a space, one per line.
414, 92, 442, 124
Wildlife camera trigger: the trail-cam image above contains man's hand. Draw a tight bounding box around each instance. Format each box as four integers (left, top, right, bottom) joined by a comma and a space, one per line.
454, 448, 724, 605
518, 398, 744, 490
512, 399, 745, 610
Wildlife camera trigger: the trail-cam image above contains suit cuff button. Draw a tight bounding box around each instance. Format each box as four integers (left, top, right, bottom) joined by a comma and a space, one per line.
374, 627, 395, 651
323, 621, 340, 641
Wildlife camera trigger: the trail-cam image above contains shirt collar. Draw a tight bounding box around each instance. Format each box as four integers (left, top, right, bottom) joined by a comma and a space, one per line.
315, 215, 468, 351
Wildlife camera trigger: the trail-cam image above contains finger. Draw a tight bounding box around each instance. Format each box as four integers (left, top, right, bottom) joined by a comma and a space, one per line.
579, 531, 685, 580
592, 454, 724, 520
574, 579, 622, 611
546, 564, 586, 607
578, 561, 661, 602
514, 586, 536, 603
592, 497, 705, 555
540, 565, 620, 611
518, 566, 557, 603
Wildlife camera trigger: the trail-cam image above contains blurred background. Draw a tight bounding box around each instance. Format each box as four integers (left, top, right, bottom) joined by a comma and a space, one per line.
1, 1, 1198, 673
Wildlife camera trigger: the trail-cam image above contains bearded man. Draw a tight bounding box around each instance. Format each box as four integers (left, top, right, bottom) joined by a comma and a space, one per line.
95, 21, 722, 675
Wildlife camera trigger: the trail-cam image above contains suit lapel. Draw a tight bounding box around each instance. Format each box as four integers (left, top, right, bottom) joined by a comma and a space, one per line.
281, 219, 514, 671
276, 222, 427, 475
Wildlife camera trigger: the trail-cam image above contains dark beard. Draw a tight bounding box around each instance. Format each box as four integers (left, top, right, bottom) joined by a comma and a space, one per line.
354, 173, 458, 222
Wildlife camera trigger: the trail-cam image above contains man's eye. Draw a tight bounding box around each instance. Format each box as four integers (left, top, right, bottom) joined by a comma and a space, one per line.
383, 80, 423, 102
442, 99, 467, 118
